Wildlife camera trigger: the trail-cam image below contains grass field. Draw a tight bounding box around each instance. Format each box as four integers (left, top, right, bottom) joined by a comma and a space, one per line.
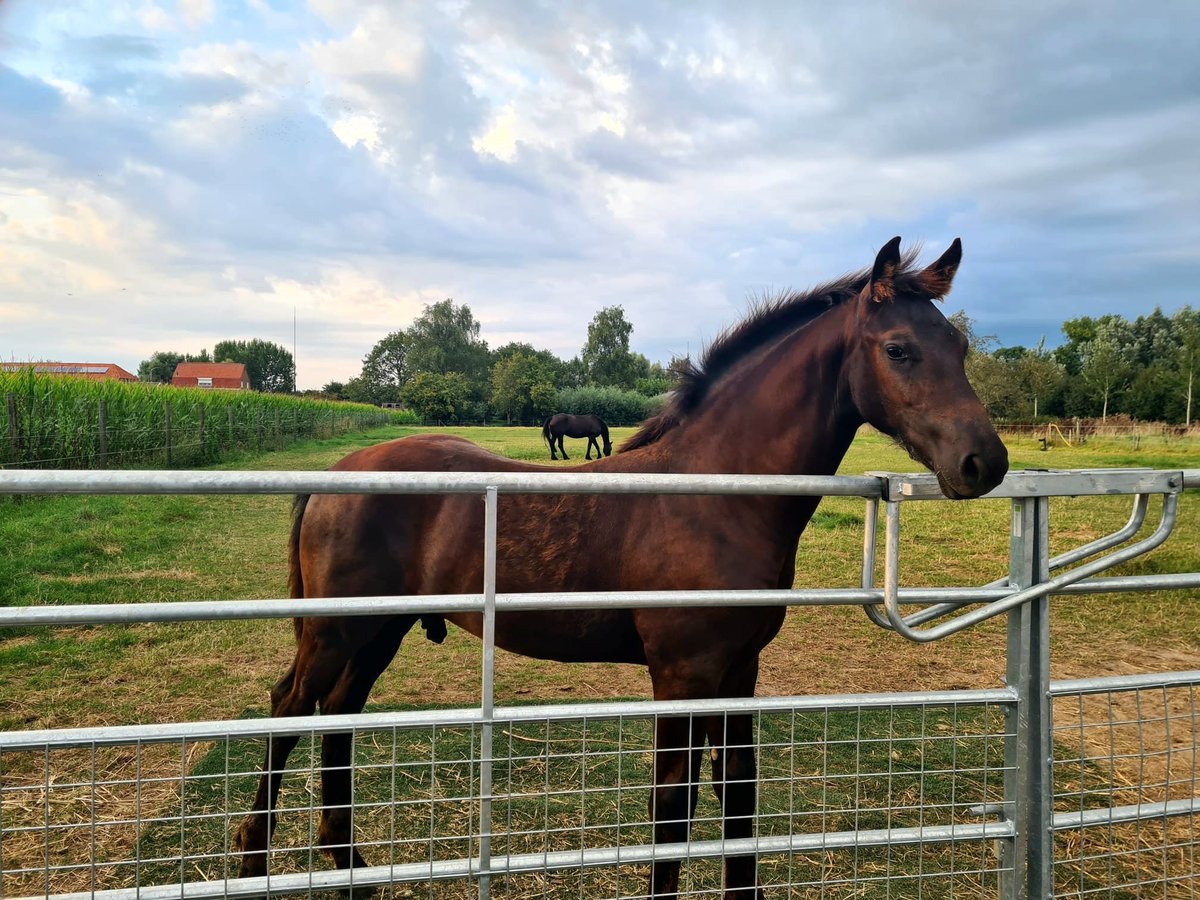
1, 425, 1198, 897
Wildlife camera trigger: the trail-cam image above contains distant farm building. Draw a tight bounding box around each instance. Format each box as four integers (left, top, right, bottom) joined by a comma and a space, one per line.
171, 362, 251, 390
1, 362, 138, 382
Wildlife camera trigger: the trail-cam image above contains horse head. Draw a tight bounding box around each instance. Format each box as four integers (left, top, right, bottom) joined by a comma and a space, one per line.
843, 237, 1008, 499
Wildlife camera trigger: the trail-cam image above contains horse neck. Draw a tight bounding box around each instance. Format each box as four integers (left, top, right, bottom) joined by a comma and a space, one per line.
669, 305, 862, 478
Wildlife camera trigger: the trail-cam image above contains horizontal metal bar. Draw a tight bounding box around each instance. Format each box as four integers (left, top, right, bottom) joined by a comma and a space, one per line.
7, 568, 1198, 628
1052, 797, 1200, 830
1050, 669, 1200, 696
0, 687, 1016, 750
1054, 572, 1200, 594
3, 466, 1192, 499
5, 819, 1016, 900
0, 588, 1015, 627
0, 468, 883, 498
884, 468, 1183, 501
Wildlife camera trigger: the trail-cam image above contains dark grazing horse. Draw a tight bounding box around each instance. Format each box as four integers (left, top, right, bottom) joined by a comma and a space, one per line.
236, 238, 1008, 899
542, 412, 612, 459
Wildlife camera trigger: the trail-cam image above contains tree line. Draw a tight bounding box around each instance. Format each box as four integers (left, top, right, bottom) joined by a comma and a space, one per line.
322, 299, 677, 424
136, 300, 1200, 428
952, 306, 1199, 426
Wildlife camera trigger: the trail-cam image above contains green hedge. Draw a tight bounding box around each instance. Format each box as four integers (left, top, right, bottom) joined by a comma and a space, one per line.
0, 370, 412, 469
554, 386, 666, 426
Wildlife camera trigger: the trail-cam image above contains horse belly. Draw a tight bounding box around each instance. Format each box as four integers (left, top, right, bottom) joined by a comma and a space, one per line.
445, 609, 646, 664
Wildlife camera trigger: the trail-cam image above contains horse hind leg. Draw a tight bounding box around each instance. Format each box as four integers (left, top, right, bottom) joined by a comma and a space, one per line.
235, 627, 351, 877
316, 618, 414, 872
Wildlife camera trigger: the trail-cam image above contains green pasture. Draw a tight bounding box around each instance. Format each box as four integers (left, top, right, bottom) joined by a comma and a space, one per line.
1, 425, 1198, 897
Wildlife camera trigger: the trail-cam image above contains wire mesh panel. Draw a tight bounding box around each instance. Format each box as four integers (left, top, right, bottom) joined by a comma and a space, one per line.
1, 698, 1013, 900
1051, 674, 1200, 898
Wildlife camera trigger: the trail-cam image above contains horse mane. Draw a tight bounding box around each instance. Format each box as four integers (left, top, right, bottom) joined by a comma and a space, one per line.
621, 247, 927, 452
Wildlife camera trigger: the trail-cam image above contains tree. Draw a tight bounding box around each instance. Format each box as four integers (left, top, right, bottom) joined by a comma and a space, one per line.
136, 348, 212, 383
490, 351, 558, 424
358, 331, 411, 404
1079, 324, 1133, 422
491, 342, 567, 387
947, 309, 997, 355
405, 299, 491, 396
967, 353, 1024, 419
1018, 337, 1065, 419
212, 339, 295, 392
947, 310, 1021, 416
582, 305, 640, 387
1173, 306, 1200, 427
400, 371, 470, 424
559, 356, 587, 389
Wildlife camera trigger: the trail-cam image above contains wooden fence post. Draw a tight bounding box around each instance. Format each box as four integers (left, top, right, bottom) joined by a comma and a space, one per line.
274, 408, 281, 449
98, 399, 108, 468
6, 392, 17, 456
227, 407, 235, 446
256, 410, 263, 453
164, 400, 173, 466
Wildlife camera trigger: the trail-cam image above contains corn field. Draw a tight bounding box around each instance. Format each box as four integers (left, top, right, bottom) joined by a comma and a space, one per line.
0, 370, 413, 469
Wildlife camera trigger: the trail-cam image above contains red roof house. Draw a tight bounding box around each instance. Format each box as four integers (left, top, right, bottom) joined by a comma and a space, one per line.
171, 362, 251, 390
1, 362, 138, 382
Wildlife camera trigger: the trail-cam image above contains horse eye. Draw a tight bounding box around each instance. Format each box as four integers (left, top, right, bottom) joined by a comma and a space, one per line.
885, 344, 908, 361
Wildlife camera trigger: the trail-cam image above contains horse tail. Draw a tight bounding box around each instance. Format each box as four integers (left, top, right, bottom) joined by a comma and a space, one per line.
288, 494, 310, 642
541, 416, 553, 445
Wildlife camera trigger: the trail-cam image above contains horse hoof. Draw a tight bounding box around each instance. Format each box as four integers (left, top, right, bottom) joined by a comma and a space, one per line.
233, 822, 269, 878
235, 845, 268, 879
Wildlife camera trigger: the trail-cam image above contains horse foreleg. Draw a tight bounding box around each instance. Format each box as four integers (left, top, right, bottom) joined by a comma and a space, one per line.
649, 715, 706, 898
316, 620, 412, 871
235, 638, 346, 877
706, 661, 763, 900
585, 436, 597, 459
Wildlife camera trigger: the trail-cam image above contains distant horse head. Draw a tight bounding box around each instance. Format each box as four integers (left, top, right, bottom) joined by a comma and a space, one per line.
844, 237, 1007, 498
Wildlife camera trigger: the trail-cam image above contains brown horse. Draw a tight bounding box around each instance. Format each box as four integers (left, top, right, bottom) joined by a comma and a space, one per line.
235, 237, 1008, 898
542, 412, 612, 459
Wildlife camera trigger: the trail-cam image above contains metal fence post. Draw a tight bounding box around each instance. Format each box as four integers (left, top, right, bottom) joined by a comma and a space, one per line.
1001, 495, 1053, 899
479, 486, 498, 900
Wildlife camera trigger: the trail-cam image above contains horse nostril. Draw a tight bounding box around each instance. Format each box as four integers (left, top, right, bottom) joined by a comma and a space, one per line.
961, 453, 983, 486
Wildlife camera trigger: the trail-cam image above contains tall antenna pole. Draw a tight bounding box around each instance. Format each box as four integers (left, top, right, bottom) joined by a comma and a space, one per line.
292, 306, 297, 393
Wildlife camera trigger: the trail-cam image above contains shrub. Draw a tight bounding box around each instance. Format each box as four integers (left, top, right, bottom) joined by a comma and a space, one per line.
554, 386, 661, 426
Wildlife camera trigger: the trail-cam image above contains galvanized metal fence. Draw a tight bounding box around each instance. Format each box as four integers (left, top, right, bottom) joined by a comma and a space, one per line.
1, 467, 1199, 899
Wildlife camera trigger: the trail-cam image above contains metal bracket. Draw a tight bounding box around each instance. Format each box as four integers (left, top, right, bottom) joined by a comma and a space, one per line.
860, 469, 1183, 643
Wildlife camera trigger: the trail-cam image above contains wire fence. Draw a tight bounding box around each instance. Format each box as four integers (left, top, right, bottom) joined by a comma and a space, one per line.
0, 697, 1015, 900
1050, 673, 1200, 898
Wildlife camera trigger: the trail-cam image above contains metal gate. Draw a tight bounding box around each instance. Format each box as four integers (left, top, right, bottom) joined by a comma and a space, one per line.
1, 466, 1198, 899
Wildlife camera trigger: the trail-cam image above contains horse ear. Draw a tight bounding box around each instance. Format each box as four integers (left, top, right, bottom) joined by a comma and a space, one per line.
919, 238, 962, 298
869, 236, 902, 303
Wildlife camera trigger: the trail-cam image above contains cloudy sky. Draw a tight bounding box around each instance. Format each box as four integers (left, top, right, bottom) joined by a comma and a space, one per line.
1, 1, 1196, 389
